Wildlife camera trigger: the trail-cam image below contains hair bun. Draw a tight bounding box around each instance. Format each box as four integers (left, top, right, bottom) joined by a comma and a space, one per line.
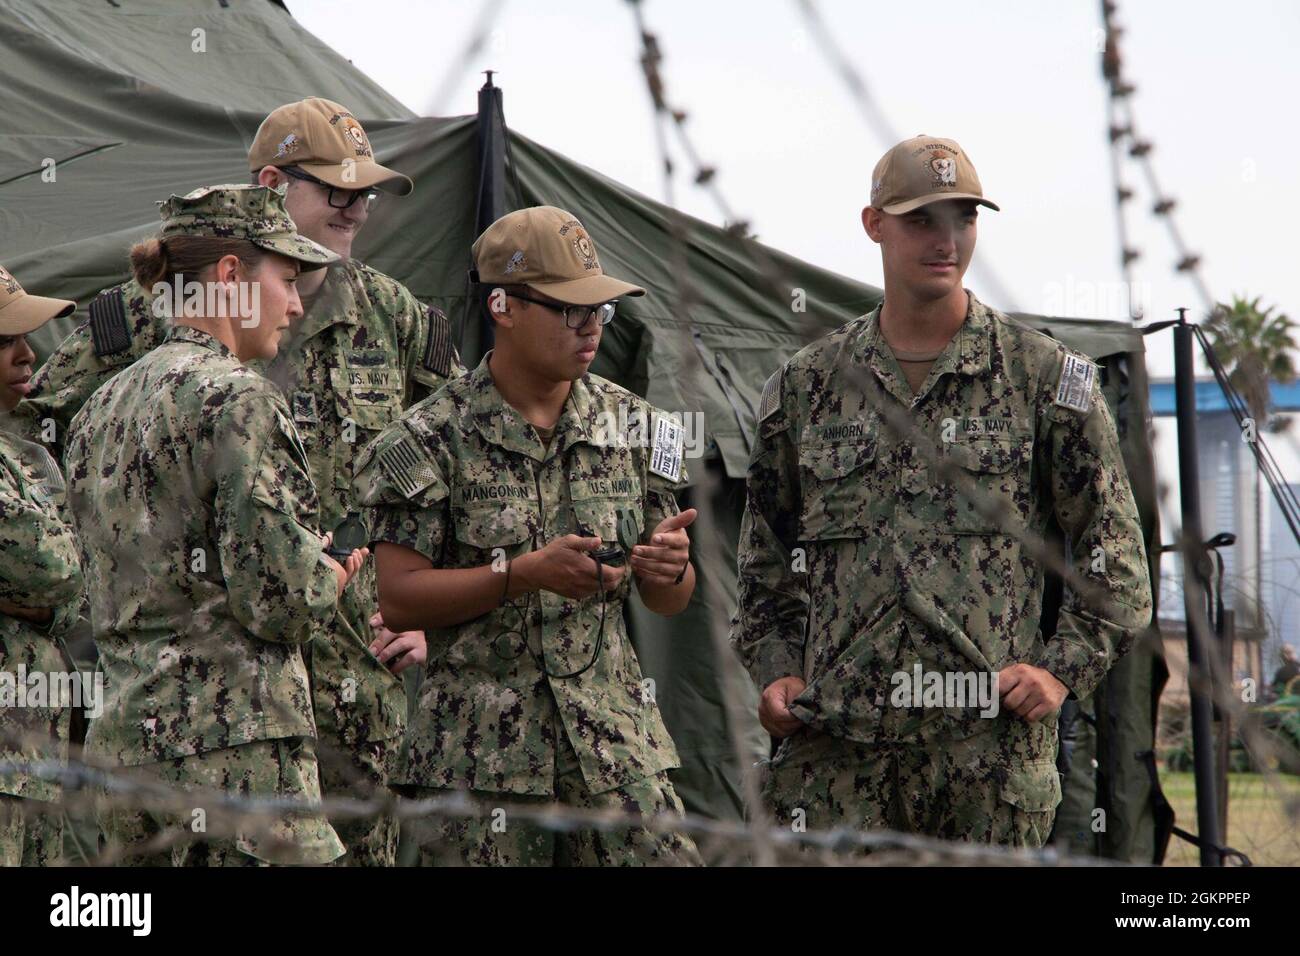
128, 237, 170, 289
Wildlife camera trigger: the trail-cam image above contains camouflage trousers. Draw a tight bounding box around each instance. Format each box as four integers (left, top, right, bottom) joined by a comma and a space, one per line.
762, 723, 1061, 852
402, 728, 702, 867
318, 736, 399, 867
96, 736, 345, 866
0, 795, 64, 866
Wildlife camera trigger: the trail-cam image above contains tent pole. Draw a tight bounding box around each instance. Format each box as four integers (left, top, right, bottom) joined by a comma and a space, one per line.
473, 71, 507, 361
1173, 309, 1223, 866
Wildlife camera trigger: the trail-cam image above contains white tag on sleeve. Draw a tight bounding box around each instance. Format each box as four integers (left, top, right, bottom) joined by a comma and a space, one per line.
649, 415, 685, 482
1054, 353, 1096, 414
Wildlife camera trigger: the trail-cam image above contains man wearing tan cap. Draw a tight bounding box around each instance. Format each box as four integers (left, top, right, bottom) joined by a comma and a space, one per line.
0, 266, 82, 866
356, 206, 702, 865
731, 136, 1152, 849
20, 98, 466, 866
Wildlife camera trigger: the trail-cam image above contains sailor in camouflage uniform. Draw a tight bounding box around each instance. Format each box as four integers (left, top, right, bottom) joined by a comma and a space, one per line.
357, 207, 702, 865
63, 185, 366, 866
731, 137, 1152, 849
22, 99, 465, 865
0, 268, 82, 866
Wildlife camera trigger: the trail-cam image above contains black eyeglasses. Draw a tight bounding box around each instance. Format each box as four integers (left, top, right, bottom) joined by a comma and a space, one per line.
280, 166, 379, 211
508, 294, 617, 329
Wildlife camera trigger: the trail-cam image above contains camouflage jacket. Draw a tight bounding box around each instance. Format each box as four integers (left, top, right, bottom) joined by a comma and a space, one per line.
355, 355, 687, 796
730, 293, 1153, 746
64, 325, 339, 767
0, 421, 82, 801
23, 261, 465, 747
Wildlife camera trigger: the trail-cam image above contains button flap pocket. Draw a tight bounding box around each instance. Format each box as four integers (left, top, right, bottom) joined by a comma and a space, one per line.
947, 437, 1022, 475
1001, 760, 1062, 812
799, 439, 877, 480
454, 505, 535, 549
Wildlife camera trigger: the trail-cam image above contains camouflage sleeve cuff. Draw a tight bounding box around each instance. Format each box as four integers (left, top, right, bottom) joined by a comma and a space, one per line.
734, 631, 804, 694
44, 597, 82, 640
368, 505, 444, 564
1032, 631, 1117, 701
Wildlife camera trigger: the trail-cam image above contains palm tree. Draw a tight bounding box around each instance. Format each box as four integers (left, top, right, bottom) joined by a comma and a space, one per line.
1204, 296, 1298, 644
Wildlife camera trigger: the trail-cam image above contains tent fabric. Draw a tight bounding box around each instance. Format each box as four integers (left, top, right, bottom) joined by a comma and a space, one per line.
0, 0, 1165, 858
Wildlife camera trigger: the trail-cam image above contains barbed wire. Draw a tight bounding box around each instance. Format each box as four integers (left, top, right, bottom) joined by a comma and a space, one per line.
3, 750, 1131, 868
1100, 0, 1216, 315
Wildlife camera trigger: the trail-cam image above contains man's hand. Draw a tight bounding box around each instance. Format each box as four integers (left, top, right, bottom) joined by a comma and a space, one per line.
0, 599, 53, 625
759, 675, 808, 739
997, 663, 1068, 722
321, 532, 369, 593
631, 508, 697, 586
368, 611, 427, 675
515, 535, 625, 600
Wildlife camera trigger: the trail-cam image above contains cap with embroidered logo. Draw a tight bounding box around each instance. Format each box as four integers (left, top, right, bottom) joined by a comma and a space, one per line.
869, 135, 999, 214
249, 97, 414, 196
0, 264, 76, 336
471, 206, 646, 305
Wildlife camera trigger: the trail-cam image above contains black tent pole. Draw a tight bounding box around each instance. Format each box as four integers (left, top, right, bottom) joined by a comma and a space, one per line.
473, 71, 506, 362
1173, 308, 1223, 866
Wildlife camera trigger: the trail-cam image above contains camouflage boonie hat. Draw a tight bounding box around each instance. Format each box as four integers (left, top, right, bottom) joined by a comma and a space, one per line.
158, 184, 339, 271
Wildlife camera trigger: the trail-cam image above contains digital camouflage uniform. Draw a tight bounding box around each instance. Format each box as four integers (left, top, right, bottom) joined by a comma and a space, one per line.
64, 324, 345, 866
731, 292, 1153, 850
356, 356, 701, 866
22, 259, 463, 866
0, 422, 83, 866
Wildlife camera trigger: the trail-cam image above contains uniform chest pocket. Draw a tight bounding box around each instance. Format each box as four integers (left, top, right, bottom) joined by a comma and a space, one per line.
943, 436, 1032, 534
451, 502, 538, 564
797, 439, 878, 541
329, 366, 403, 432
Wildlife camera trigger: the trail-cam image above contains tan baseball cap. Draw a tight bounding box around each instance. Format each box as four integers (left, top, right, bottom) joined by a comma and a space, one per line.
869, 135, 999, 214
159, 184, 339, 270
0, 264, 75, 336
472, 206, 646, 305
249, 97, 414, 196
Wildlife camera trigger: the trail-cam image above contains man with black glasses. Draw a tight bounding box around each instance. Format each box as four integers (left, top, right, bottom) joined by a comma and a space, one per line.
22, 97, 465, 866
356, 206, 702, 865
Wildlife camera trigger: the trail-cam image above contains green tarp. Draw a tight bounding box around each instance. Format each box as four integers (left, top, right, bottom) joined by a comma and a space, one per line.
1, 0, 1164, 858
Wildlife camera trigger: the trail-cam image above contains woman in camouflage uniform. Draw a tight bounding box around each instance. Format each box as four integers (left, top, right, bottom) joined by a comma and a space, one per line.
0, 265, 82, 866
64, 185, 367, 866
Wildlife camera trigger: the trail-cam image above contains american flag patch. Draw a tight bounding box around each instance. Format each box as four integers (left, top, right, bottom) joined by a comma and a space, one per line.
378, 437, 438, 499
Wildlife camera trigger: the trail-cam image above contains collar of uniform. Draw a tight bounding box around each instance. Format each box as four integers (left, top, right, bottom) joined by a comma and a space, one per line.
289, 261, 361, 345
165, 323, 237, 360
468, 352, 596, 462
855, 289, 992, 379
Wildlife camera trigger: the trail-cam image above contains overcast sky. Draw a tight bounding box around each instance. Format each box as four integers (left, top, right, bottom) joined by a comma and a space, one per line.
291, 0, 1299, 380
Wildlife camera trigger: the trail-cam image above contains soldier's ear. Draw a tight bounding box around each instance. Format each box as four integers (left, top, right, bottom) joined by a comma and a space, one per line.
862, 206, 885, 243
486, 286, 516, 329
256, 165, 286, 189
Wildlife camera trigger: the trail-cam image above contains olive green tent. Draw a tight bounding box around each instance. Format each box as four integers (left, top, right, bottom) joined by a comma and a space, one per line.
0, 0, 1166, 859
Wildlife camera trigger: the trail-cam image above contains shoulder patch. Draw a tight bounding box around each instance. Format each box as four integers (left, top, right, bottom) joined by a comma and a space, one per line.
1054, 353, 1096, 414
421, 306, 454, 378
89, 288, 131, 357
378, 434, 439, 499
759, 368, 783, 422
648, 413, 685, 483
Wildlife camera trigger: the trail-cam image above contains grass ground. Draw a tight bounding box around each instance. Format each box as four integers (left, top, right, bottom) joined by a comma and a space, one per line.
1158, 771, 1300, 866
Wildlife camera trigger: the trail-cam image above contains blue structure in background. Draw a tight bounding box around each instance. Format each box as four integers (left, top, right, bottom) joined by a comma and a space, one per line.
1149, 380, 1300, 416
